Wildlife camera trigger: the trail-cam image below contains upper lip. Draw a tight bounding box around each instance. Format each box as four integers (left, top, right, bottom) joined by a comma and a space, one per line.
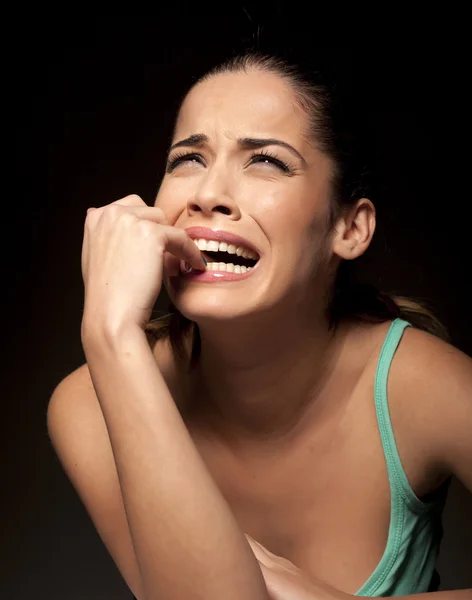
184, 226, 261, 258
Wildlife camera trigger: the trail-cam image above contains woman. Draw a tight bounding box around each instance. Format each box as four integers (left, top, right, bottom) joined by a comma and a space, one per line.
47, 52, 472, 599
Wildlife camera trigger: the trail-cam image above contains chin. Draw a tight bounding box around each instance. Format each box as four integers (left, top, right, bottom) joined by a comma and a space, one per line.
173, 294, 256, 324
163, 272, 292, 325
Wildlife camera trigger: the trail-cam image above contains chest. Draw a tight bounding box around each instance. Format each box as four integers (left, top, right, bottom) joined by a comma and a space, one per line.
186, 385, 394, 594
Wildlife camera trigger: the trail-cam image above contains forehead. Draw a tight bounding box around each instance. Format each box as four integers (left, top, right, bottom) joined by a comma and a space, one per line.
174, 70, 308, 142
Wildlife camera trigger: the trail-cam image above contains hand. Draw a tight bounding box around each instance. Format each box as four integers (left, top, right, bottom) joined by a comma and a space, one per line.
245, 534, 347, 600
81, 194, 206, 338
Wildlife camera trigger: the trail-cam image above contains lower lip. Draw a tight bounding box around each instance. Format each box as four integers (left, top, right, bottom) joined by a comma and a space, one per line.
179, 259, 260, 282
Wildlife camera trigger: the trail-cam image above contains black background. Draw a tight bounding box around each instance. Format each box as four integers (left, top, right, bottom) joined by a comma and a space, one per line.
7, 9, 471, 599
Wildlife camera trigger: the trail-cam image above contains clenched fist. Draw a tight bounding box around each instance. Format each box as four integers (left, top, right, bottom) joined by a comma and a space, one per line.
81, 194, 206, 340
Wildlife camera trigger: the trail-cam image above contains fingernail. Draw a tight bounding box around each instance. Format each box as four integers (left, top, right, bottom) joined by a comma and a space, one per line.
201, 255, 207, 266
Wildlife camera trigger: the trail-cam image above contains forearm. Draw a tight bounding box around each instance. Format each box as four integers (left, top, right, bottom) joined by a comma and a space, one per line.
82, 325, 269, 600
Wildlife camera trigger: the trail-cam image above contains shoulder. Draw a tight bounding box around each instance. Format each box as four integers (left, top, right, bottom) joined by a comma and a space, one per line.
388, 324, 472, 491
391, 324, 472, 408
50, 333, 183, 413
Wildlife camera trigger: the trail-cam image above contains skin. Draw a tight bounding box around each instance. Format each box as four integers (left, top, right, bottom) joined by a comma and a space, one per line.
49, 67, 471, 599
155, 69, 376, 448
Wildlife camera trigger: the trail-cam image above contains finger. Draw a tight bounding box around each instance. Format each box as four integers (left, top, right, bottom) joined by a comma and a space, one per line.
245, 535, 272, 567
251, 560, 284, 600
257, 563, 280, 598
85, 202, 205, 271
96, 209, 205, 271
157, 225, 207, 271
246, 534, 270, 554
96, 204, 170, 226
111, 194, 148, 208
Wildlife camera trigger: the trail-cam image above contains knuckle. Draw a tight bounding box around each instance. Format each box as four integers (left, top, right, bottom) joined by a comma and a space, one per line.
116, 194, 144, 206
136, 219, 155, 236
103, 204, 122, 219
152, 206, 168, 221
85, 209, 100, 225
120, 211, 137, 225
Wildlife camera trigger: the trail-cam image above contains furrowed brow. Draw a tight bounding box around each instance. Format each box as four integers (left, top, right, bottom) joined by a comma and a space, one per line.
169, 133, 209, 152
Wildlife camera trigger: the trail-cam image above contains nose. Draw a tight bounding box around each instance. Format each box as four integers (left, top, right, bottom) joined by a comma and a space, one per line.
187, 167, 241, 219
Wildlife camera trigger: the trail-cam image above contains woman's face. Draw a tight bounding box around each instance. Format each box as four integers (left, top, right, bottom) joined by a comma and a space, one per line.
156, 69, 337, 323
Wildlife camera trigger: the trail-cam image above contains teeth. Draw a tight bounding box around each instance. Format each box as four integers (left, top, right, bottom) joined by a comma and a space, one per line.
207, 263, 250, 273
206, 240, 220, 252
192, 238, 258, 260
182, 261, 252, 274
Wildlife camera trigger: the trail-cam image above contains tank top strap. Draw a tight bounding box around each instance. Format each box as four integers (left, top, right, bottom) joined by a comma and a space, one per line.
374, 318, 427, 511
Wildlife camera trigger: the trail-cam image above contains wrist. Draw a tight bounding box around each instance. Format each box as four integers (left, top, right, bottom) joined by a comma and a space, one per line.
81, 318, 146, 356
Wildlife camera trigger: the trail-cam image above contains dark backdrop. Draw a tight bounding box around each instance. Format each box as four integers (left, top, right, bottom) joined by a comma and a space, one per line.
7, 10, 471, 599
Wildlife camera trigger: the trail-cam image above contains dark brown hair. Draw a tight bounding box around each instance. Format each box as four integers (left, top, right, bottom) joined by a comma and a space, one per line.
145, 52, 449, 366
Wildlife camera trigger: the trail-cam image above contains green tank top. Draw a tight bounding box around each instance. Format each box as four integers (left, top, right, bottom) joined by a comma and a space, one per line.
355, 318, 450, 597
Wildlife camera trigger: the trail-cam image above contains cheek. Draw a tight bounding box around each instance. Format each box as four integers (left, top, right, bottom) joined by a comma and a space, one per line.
246, 181, 300, 223
154, 182, 187, 224
267, 192, 331, 275
255, 183, 328, 242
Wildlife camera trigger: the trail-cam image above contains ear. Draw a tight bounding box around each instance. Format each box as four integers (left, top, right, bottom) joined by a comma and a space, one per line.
331, 198, 376, 260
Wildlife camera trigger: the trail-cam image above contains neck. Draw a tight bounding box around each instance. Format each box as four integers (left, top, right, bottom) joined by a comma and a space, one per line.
185, 306, 351, 450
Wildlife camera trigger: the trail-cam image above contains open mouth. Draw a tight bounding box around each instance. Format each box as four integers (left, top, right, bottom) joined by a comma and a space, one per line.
202, 250, 259, 269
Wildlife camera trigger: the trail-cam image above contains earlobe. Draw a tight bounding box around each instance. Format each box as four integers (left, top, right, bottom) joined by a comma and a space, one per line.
332, 199, 376, 260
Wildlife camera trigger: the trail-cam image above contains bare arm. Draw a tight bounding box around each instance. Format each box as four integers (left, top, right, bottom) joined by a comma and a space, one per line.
82, 325, 270, 600
376, 331, 472, 600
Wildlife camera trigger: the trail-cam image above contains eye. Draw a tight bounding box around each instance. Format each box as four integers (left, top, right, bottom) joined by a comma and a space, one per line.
248, 150, 293, 174
166, 152, 204, 173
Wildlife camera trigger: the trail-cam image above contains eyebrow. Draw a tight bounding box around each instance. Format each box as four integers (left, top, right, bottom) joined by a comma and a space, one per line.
169, 133, 307, 165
